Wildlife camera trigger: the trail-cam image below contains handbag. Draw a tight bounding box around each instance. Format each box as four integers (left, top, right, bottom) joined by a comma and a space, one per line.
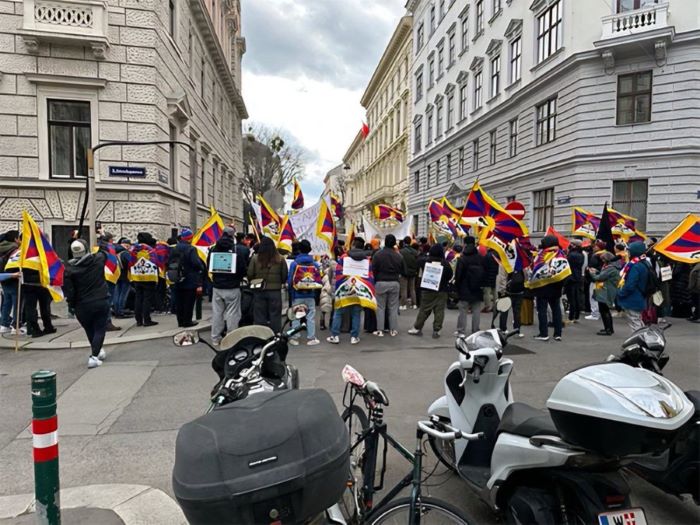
249, 278, 266, 291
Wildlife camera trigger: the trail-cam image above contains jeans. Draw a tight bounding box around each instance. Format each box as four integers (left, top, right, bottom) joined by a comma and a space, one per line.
211, 288, 241, 342
599, 302, 614, 333
175, 287, 197, 327
400, 276, 417, 307
75, 300, 110, 357
625, 310, 644, 332
292, 296, 316, 340
253, 290, 282, 334
134, 282, 156, 325
1, 283, 18, 328
375, 281, 400, 332
536, 296, 562, 338
588, 283, 599, 318
106, 282, 115, 322
331, 305, 362, 338
483, 287, 496, 311
112, 280, 130, 315
566, 281, 582, 320
413, 290, 448, 332
499, 295, 523, 332
457, 300, 482, 334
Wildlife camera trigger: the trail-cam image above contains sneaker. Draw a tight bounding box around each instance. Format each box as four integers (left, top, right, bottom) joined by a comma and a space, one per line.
288, 338, 300, 346
0, 326, 10, 334
554, 336, 562, 341
517, 332, 525, 338
584, 315, 599, 321
350, 337, 360, 345
88, 356, 102, 369
97, 349, 106, 360
389, 330, 398, 337
106, 322, 121, 332
307, 338, 321, 346
399, 305, 407, 311
10, 326, 27, 336
534, 335, 550, 342
411, 305, 418, 309
326, 336, 340, 344
454, 331, 465, 337
372, 331, 384, 337
596, 330, 612, 336
432, 331, 440, 339
143, 321, 159, 327
408, 328, 422, 336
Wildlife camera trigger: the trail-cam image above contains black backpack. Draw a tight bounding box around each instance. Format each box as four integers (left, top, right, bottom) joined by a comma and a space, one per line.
167, 248, 185, 284
642, 259, 661, 298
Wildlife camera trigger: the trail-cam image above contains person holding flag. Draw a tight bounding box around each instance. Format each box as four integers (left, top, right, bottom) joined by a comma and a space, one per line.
0, 230, 22, 335
130, 232, 160, 327
169, 227, 206, 328
64, 238, 111, 368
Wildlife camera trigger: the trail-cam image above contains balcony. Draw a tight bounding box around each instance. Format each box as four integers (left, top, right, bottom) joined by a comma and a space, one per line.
600, 2, 670, 41
19, 0, 110, 58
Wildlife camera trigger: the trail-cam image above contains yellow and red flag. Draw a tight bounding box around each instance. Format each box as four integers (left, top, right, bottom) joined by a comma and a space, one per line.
192, 207, 225, 263
277, 215, 296, 253
291, 178, 304, 210
345, 223, 356, 252
653, 214, 700, 264
571, 207, 600, 240
374, 204, 404, 222
462, 182, 528, 242
316, 197, 336, 252
19, 211, 64, 301
257, 195, 281, 237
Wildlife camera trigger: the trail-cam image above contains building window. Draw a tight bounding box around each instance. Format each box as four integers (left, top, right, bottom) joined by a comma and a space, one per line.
416, 23, 424, 52
438, 46, 444, 76
617, 0, 659, 12
617, 71, 652, 125
475, 0, 484, 34
188, 29, 194, 69
48, 99, 91, 179
439, 0, 445, 18
200, 57, 206, 99
448, 33, 456, 65
537, 0, 563, 63
509, 118, 518, 157
493, 0, 502, 16
447, 94, 454, 128
427, 113, 434, 143
414, 121, 422, 152
472, 139, 479, 171
613, 179, 648, 230
436, 101, 444, 136
510, 37, 522, 83
536, 96, 557, 146
446, 153, 452, 180
168, 0, 176, 36
458, 146, 465, 177
436, 159, 441, 184
429, 56, 435, 86
461, 16, 469, 51
169, 123, 178, 189
533, 188, 554, 232
474, 71, 483, 109
490, 55, 500, 98
430, 4, 436, 32
489, 130, 497, 165
200, 154, 207, 204
414, 171, 420, 192
415, 71, 423, 102
459, 84, 468, 120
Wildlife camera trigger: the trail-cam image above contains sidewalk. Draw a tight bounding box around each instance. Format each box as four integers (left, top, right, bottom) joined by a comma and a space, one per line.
0, 301, 212, 351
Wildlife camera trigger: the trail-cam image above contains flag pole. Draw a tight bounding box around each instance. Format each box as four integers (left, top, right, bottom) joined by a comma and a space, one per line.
14, 273, 22, 353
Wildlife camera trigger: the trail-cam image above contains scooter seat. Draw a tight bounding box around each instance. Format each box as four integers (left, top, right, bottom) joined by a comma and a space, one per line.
498, 402, 559, 438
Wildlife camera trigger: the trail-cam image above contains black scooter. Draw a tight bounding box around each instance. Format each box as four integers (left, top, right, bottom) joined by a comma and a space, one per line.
607, 323, 700, 504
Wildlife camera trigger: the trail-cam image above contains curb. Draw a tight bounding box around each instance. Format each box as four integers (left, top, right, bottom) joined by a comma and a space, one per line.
0, 322, 211, 351
0, 484, 186, 524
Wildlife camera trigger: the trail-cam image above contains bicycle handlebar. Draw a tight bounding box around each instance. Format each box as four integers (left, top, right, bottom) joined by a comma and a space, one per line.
418, 420, 484, 442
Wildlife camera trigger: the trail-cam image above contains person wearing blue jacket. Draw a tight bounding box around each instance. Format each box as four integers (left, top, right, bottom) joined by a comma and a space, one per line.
287, 240, 321, 346
616, 241, 650, 332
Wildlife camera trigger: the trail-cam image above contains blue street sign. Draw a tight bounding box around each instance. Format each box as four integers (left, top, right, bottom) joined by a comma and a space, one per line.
109, 166, 146, 177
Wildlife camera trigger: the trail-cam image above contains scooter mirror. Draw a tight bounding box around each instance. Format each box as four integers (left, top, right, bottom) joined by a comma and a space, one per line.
495, 297, 512, 313
173, 330, 200, 347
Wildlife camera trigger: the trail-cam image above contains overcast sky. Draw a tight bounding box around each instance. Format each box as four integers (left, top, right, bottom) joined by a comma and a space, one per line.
240, 0, 406, 204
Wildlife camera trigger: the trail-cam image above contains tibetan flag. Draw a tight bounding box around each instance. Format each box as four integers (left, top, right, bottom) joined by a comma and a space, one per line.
128, 243, 159, 283
462, 182, 528, 242
546, 226, 570, 250
607, 207, 646, 241
428, 199, 447, 224
257, 195, 281, 237
316, 197, 336, 252
485, 233, 533, 274
653, 214, 700, 263
571, 207, 600, 240
277, 215, 296, 253
3, 248, 21, 270
440, 197, 462, 222
525, 246, 572, 289
193, 207, 225, 263
291, 178, 304, 210
152, 241, 171, 278
335, 253, 376, 310
374, 204, 404, 222
330, 193, 344, 220
97, 243, 121, 284
19, 211, 64, 301
345, 223, 356, 252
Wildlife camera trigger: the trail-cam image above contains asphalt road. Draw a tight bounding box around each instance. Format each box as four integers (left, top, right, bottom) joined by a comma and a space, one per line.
0, 309, 698, 524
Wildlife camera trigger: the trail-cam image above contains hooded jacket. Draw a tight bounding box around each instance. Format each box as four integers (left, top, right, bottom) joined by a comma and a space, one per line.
172, 241, 206, 289
207, 235, 248, 290
0, 240, 19, 281
64, 251, 110, 308
400, 245, 419, 278
617, 241, 650, 312
454, 244, 486, 302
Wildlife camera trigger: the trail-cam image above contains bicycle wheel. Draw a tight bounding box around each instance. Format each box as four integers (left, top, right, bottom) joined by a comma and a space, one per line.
340, 405, 370, 523
369, 496, 471, 525
342, 404, 369, 443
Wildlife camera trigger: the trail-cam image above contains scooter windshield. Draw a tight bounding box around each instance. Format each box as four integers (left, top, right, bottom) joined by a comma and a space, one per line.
464, 330, 501, 352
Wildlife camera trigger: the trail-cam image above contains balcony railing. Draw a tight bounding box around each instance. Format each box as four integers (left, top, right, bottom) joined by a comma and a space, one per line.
601, 2, 670, 40
20, 0, 110, 58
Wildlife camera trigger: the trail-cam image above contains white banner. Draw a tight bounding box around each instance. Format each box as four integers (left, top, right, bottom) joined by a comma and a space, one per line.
290, 196, 332, 255
363, 216, 414, 245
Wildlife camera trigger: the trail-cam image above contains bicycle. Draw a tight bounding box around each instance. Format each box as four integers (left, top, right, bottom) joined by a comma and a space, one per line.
339, 365, 476, 525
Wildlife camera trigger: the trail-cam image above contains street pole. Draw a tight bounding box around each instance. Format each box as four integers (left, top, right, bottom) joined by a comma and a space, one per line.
31, 370, 60, 525
189, 144, 198, 229
86, 149, 97, 247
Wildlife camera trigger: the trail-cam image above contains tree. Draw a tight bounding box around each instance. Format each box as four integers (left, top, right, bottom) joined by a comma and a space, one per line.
241, 123, 305, 205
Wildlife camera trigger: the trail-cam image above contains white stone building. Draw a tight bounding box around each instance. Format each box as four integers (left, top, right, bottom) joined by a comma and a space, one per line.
406, 0, 700, 238
0, 0, 247, 248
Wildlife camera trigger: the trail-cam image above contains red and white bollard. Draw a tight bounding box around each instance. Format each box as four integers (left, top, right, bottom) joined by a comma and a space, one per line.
32, 370, 60, 524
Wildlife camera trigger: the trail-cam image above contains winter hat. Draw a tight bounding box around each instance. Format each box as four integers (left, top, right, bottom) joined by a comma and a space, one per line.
70, 239, 88, 258
222, 226, 235, 238
429, 244, 444, 259
628, 241, 646, 258
180, 228, 194, 242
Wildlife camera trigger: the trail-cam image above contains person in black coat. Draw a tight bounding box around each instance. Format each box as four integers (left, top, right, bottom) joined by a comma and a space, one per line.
64, 239, 110, 368
408, 244, 453, 338
454, 237, 486, 335
566, 240, 585, 322
171, 228, 206, 327
482, 248, 499, 313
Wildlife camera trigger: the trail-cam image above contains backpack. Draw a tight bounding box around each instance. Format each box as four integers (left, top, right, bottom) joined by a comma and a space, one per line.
642, 260, 661, 298
292, 263, 322, 291
167, 248, 185, 284
506, 271, 525, 294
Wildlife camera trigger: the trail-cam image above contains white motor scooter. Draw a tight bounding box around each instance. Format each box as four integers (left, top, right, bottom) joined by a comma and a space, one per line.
428, 299, 695, 525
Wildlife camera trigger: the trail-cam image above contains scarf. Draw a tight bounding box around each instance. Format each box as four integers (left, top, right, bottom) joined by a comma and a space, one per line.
618, 254, 644, 289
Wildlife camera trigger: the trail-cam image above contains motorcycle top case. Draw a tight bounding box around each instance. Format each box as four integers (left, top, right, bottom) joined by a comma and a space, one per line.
546, 363, 694, 457
173, 389, 349, 525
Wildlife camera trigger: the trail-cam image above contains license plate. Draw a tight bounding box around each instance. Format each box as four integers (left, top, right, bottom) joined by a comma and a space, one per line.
598, 508, 647, 525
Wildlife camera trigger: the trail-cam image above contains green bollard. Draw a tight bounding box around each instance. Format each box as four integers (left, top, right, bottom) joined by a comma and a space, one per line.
31, 370, 60, 525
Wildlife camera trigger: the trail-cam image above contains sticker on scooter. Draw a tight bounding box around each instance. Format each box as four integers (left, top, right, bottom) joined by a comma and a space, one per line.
598, 507, 647, 525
